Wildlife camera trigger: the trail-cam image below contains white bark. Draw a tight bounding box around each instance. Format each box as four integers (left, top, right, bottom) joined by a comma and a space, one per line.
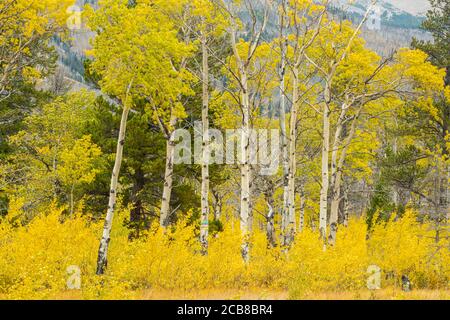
278, 0, 290, 247
280, 51, 290, 245
212, 187, 222, 221
316, 4, 373, 245
328, 104, 348, 245
200, 34, 210, 254
160, 123, 176, 228
329, 107, 361, 245
342, 187, 349, 227
240, 70, 251, 262
319, 81, 331, 245
227, 0, 269, 261
266, 200, 276, 248
159, 105, 179, 227
299, 186, 305, 233
96, 82, 133, 275
287, 67, 300, 245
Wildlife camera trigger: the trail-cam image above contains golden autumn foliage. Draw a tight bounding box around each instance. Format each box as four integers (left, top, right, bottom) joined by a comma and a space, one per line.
0, 204, 448, 300
0, 0, 72, 90
1, 0, 449, 303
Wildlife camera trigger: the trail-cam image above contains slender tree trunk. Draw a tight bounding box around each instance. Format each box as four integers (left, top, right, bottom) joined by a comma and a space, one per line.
319, 93, 331, 245
240, 71, 251, 262
434, 165, 442, 243
212, 188, 222, 221
287, 67, 299, 245
200, 34, 210, 254
266, 199, 276, 248
299, 185, 305, 233
329, 107, 345, 246
228, 1, 269, 262
278, 11, 290, 247
229, 33, 251, 261
342, 186, 350, 227
160, 129, 176, 228
329, 169, 343, 245
443, 71, 450, 221
279, 52, 290, 245
329, 109, 361, 245
96, 85, 132, 275
391, 130, 400, 207
315, 5, 372, 245
129, 168, 145, 240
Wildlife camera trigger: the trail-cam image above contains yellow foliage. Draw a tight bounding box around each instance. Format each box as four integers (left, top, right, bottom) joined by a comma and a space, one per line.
0, 206, 448, 300
288, 219, 369, 298
369, 211, 449, 289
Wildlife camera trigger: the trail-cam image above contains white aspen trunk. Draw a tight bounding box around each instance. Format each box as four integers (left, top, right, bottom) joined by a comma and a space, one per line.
96, 90, 132, 275
329, 109, 360, 245
266, 193, 276, 248
392, 135, 399, 206
287, 67, 299, 245
329, 170, 343, 245
299, 186, 305, 233
316, 5, 372, 246
319, 83, 331, 245
160, 130, 176, 228
228, 2, 269, 260
343, 187, 350, 227
434, 165, 442, 243
159, 112, 178, 228
229, 30, 251, 261
240, 70, 251, 262
212, 188, 222, 221
279, 50, 290, 245
200, 34, 210, 254
278, 3, 290, 247
328, 106, 346, 245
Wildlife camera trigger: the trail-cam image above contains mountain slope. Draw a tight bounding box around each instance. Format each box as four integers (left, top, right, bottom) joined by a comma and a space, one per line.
57, 0, 431, 83
330, 0, 431, 56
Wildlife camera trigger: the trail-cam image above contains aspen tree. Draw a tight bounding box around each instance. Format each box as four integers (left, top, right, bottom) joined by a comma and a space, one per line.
283, 0, 328, 245
191, 0, 227, 253
305, 2, 375, 245
322, 37, 444, 245
276, 0, 290, 246
219, 0, 271, 261
132, 0, 195, 229
87, 0, 192, 273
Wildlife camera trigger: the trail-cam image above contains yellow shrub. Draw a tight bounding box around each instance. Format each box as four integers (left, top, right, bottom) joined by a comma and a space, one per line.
288, 219, 369, 299
0, 205, 448, 300
368, 210, 449, 289
0, 206, 100, 299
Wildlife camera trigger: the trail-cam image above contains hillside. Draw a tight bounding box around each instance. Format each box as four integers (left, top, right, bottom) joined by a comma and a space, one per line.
330, 0, 431, 56
56, 0, 431, 83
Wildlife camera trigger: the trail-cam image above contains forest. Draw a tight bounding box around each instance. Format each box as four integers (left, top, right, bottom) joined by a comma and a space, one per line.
0, 0, 449, 300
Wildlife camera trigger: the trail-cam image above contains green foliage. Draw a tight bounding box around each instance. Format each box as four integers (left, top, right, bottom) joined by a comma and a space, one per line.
1, 91, 100, 218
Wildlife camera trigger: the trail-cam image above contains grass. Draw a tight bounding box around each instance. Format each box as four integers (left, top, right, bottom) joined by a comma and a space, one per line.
41, 288, 450, 300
